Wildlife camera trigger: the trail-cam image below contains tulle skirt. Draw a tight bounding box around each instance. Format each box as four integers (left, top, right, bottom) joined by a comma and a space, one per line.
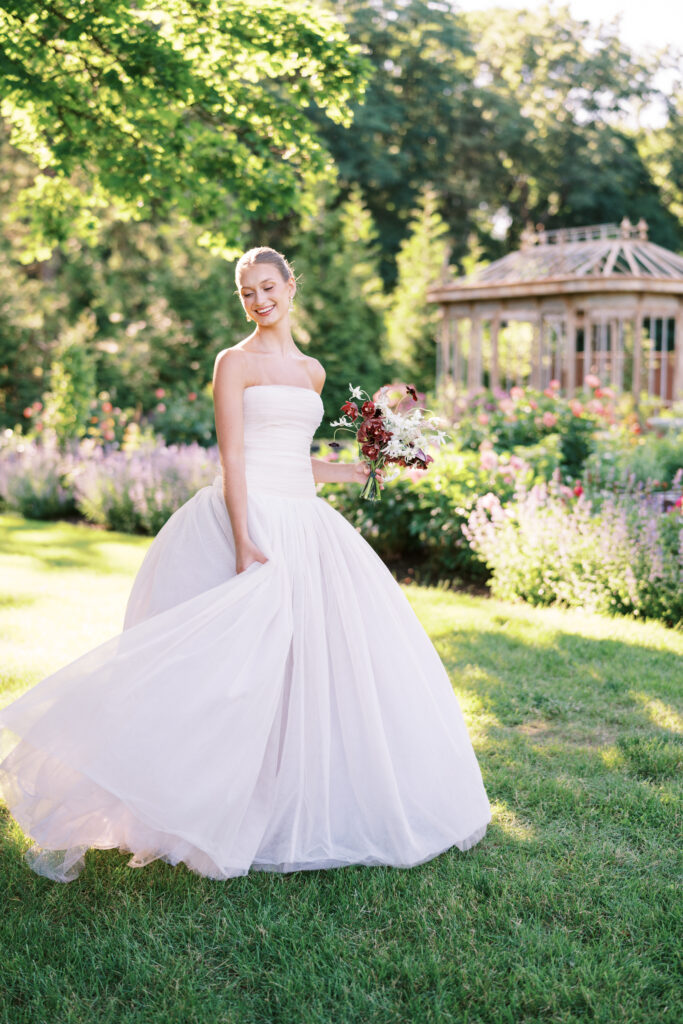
0, 478, 491, 880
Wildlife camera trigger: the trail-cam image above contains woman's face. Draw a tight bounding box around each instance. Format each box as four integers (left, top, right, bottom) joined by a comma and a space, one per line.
238, 263, 295, 327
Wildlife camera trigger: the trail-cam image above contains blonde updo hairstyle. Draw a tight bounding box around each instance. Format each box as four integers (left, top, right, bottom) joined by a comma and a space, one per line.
235, 246, 295, 288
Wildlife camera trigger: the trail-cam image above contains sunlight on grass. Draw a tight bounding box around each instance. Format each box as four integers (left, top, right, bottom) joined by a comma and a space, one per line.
488, 801, 536, 843
631, 693, 683, 734
1, 514, 681, 1024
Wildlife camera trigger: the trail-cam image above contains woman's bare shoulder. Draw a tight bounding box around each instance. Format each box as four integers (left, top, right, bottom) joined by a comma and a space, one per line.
304, 356, 326, 393
213, 345, 249, 383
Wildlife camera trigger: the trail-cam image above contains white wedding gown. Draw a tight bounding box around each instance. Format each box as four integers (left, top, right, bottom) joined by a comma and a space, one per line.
0, 385, 491, 881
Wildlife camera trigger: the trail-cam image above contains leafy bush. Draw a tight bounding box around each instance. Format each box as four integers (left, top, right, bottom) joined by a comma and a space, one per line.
464, 476, 683, 627
450, 382, 614, 479
320, 443, 539, 582
584, 429, 683, 492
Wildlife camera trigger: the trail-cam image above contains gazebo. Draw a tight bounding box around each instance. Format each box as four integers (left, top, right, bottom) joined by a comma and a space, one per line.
428, 219, 683, 405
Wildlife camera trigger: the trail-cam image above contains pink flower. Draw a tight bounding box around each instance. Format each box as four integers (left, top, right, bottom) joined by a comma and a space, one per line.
155, 387, 166, 399
510, 386, 524, 401
188, 392, 197, 402
480, 449, 498, 472
509, 455, 526, 472
601, 387, 615, 399
156, 402, 166, 413
101, 401, 113, 413
480, 492, 499, 512
549, 379, 560, 390
585, 374, 600, 388
498, 398, 514, 415
104, 430, 115, 441
675, 495, 682, 509
570, 399, 583, 417
35, 422, 44, 432
542, 411, 558, 428
528, 398, 538, 410
477, 412, 489, 425
23, 407, 33, 417
32, 400, 43, 411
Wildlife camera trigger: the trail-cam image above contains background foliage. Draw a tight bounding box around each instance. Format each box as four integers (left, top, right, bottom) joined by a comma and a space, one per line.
1, 1, 682, 433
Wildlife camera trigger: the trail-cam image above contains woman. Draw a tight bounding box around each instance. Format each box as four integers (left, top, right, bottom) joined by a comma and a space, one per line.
0, 246, 491, 882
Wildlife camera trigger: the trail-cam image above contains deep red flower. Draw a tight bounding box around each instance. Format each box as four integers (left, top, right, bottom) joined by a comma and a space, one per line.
361, 401, 375, 418
341, 401, 359, 420
406, 384, 418, 401
573, 484, 583, 497
675, 495, 682, 509
361, 444, 380, 460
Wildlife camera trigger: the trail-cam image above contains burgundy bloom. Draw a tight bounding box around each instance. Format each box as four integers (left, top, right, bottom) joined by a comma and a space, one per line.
406, 384, 418, 402
357, 421, 370, 442
361, 401, 376, 418
341, 401, 359, 420
361, 444, 380, 460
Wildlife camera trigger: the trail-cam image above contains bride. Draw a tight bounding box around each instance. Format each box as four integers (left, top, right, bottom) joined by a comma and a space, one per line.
0, 246, 491, 882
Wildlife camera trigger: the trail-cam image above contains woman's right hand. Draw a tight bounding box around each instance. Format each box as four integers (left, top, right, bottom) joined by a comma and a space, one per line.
235, 539, 269, 575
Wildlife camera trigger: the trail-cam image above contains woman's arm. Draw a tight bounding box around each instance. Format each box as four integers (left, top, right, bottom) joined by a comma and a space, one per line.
213, 349, 267, 573
311, 458, 382, 487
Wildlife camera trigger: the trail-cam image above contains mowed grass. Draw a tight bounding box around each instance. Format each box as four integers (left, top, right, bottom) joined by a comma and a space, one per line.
0, 512, 681, 1024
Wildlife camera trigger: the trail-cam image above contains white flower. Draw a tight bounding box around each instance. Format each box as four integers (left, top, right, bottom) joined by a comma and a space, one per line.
330, 417, 351, 428
348, 383, 364, 400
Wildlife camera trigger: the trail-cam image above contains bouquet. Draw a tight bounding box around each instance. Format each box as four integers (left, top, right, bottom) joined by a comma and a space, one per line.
330, 383, 448, 501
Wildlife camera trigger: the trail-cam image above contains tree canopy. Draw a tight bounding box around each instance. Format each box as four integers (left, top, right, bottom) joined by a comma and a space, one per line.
0, 0, 369, 258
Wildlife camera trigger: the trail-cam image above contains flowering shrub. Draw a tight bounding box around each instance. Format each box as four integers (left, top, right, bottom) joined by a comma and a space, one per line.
72, 442, 219, 534
0, 435, 218, 534
463, 474, 683, 627
0, 434, 77, 519
450, 382, 615, 479
320, 443, 537, 580
145, 387, 216, 446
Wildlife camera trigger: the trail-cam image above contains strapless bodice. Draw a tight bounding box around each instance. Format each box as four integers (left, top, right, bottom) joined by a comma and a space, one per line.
215, 384, 323, 499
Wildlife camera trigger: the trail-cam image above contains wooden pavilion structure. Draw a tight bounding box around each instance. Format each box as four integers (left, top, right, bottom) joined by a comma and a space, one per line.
428, 219, 683, 404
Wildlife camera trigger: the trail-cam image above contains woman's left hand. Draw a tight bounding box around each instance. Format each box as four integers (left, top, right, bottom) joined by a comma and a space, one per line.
348, 462, 384, 488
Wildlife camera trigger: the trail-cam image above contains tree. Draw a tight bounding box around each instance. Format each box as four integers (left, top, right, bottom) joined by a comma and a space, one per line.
42, 313, 97, 443
465, 5, 682, 251
291, 187, 390, 422
317, 0, 513, 281
0, 0, 369, 258
385, 186, 450, 393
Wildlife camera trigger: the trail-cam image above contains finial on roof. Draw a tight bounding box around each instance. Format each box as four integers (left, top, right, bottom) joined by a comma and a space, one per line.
520, 224, 535, 250
637, 218, 648, 240
620, 216, 632, 238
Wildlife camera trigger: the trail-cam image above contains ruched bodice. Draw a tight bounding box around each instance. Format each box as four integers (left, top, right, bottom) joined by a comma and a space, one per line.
230, 385, 323, 499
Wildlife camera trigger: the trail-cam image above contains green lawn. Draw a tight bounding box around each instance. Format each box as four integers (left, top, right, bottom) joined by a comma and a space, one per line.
0, 513, 681, 1024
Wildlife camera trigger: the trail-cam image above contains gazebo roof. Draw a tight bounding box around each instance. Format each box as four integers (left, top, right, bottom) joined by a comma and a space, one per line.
428, 219, 683, 305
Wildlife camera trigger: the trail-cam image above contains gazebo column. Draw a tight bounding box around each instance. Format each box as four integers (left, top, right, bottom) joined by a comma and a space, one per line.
674, 303, 683, 402
583, 314, 592, 384
610, 318, 621, 391
452, 317, 463, 391
564, 303, 577, 395
468, 313, 483, 392
633, 306, 643, 402
530, 314, 542, 388
490, 314, 501, 391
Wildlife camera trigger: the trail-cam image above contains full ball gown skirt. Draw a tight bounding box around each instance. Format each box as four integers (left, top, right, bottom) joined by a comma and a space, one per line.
0, 385, 491, 881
